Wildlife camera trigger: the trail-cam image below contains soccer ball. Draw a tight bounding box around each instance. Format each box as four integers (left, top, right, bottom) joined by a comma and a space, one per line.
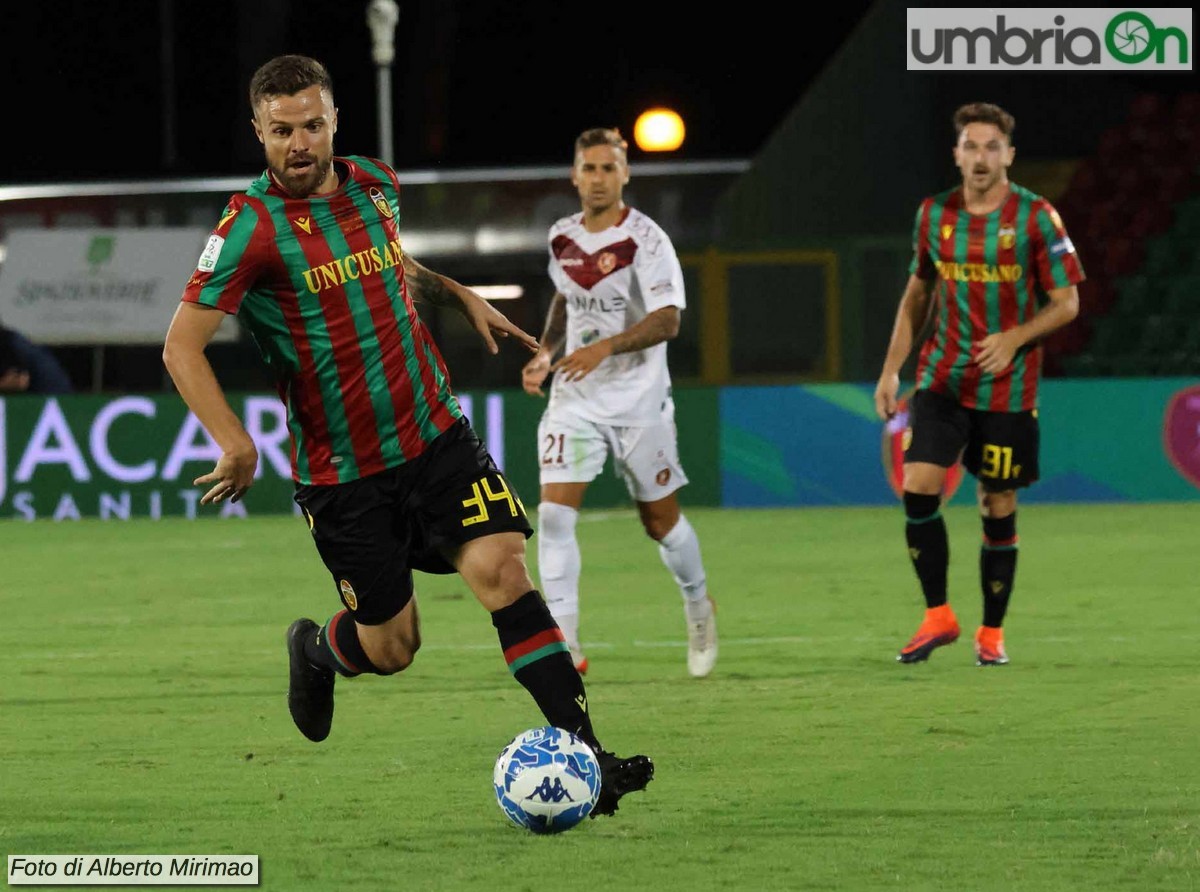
493, 726, 602, 833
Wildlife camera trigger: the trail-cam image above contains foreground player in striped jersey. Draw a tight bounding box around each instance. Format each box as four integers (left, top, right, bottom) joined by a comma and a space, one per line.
521, 128, 716, 678
163, 55, 652, 816
874, 102, 1083, 667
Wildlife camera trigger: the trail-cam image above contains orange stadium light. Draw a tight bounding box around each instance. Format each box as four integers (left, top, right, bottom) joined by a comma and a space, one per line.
633, 108, 685, 152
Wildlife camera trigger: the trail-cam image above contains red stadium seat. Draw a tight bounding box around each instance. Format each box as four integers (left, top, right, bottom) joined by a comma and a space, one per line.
1097, 236, 1143, 280
1173, 92, 1200, 124
1096, 127, 1136, 169
1128, 92, 1169, 123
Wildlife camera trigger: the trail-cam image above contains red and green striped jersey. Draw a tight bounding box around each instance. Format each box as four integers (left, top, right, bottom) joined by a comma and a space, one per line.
182, 155, 462, 485
908, 182, 1085, 412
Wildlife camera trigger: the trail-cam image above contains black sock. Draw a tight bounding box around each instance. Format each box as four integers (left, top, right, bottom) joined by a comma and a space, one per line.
304, 609, 380, 677
904, 491, 949, 608
981, 513, 1018, 627
492, 591, 600, 753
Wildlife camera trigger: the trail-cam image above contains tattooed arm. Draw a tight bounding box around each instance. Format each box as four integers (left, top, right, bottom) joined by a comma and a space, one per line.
521, 293, 568, 396
400, 251, 537, 354
605, 306, 680, 356
552, 306, 681, 384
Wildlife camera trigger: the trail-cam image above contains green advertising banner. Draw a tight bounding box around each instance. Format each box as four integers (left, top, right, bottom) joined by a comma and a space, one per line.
0, 389, 721, 520
0, 393, 297, 520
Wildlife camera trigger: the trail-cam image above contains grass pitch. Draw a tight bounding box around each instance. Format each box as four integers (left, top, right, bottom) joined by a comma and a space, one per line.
3, 503, 1199, 891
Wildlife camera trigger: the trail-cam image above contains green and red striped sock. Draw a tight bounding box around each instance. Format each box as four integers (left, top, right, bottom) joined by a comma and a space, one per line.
492, 591, 599, 752
304, 609, 377, 677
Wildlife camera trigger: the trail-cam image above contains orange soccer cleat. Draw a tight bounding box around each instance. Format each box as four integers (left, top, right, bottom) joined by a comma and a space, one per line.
974, 625, 1010, 666
896, 604, 961, 663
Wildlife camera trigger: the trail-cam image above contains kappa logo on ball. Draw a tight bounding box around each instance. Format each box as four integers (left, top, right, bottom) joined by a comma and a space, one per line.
339, 578, 358, 611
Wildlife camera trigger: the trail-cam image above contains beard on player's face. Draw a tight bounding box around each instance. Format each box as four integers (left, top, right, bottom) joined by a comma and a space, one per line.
273, 151, 333, 198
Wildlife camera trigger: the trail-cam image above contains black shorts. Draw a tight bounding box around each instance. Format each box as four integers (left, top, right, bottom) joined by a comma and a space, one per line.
904, 388, 1040, 492
293, 417, 534, 624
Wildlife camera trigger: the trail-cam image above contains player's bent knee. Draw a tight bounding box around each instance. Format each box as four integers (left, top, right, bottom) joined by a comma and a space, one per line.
641, 517, 674, 542
978, 486, 1017, 517
358, 624, 420, 675
366, 639, 418, 675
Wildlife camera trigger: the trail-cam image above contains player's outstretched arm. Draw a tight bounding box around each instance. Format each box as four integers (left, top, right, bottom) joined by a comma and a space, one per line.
163, 302, 259, 504
522, 292, 567, 397
401, 251, 538, 355
875, 275, 935, 420
552, 306, 680, 383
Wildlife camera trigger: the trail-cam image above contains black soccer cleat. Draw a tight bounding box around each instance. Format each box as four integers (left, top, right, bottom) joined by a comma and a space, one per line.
286, 618, 335, 742
590, 750, 655, 818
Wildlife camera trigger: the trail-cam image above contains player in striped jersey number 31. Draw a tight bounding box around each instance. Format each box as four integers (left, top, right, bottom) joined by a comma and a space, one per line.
874, 102, 1084, 668
162, 55, 653, 817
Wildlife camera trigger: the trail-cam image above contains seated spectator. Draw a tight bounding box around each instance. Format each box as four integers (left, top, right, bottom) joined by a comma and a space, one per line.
0, 324, 73, 394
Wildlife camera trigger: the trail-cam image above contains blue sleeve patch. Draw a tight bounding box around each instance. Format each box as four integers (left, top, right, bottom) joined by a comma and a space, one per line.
1049, 237, 1075, 257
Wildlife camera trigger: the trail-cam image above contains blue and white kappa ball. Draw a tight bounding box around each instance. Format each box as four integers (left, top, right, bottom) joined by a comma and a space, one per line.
493, 726, 602, 833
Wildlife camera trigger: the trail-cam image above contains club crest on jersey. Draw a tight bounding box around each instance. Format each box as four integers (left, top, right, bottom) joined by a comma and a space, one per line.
217, 206, 237, 231
293, 216, 312, 235
998, 227, 1016, 249
656, 468, 671, 486
597, 251, 618, 274
940, 224, 954, 241
339, 579, 358, 611
370, 186, 394, 219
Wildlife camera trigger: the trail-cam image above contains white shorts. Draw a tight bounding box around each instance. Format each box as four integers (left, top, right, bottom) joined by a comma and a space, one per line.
537, 410, 689, 502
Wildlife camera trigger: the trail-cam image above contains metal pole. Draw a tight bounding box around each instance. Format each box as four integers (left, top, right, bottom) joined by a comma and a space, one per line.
376, 65, 394, 166
366, 0, 400, 166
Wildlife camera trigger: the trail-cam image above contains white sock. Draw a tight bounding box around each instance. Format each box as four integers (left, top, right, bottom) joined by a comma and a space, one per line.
537, 502, 582, 648
657, 514, 708, 620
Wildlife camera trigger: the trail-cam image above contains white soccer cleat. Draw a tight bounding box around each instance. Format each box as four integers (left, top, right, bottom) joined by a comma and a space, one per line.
685, 596, 718, 678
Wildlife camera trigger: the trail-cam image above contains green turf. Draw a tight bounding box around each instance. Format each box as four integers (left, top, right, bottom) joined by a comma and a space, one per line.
3, 503, 1199, 891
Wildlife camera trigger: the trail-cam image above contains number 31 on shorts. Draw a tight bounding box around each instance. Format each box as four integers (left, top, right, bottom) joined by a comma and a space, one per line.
980, 443, 1021, 480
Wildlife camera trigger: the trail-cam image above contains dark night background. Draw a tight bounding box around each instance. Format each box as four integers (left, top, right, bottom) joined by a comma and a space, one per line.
8, 0, 887, 181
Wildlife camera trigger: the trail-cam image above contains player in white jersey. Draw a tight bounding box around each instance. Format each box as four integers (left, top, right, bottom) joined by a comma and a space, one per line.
521, 127, 717, 678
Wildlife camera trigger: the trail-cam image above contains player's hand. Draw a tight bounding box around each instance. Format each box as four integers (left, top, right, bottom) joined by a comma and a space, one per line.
460, 291, 539, 355
552, 341, 613, 383
974, 330, 1020, 375
874, 373, 900, 420
522, 353, 553, 396
0, 368, 31, 393
194, 441, 259, 505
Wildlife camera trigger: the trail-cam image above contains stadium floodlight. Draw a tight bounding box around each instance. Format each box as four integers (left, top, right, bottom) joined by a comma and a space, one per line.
633, 108, 685, 152
366, 0, 400, 165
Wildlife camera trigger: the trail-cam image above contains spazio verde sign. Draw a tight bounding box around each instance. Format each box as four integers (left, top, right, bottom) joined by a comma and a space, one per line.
907, 8, 1191, 70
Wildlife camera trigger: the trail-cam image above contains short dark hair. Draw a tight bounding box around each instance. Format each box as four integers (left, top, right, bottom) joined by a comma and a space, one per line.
249, 55, 333, 110
574, 127, 628, 158
953, 102, 1015, 141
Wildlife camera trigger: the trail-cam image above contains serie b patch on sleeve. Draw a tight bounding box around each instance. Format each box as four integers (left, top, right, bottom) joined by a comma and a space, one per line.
197, 234, 225, 272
